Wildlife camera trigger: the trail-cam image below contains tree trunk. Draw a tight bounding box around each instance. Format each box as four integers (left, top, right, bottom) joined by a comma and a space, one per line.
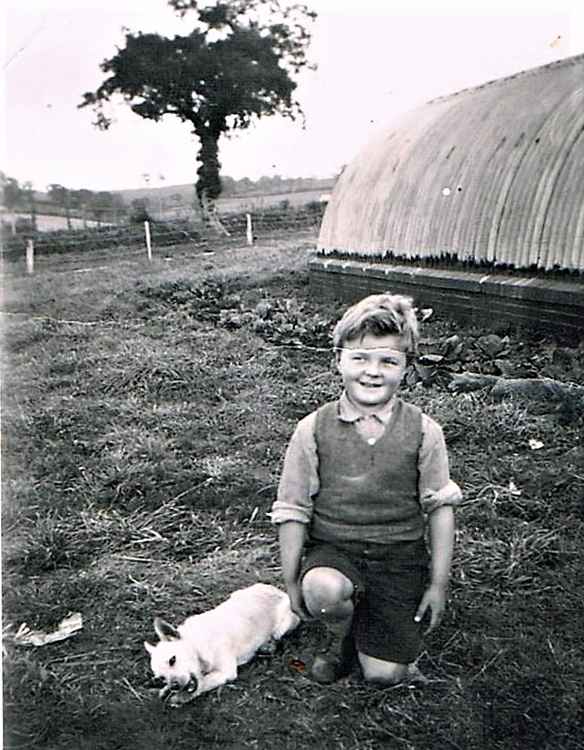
65, 195, 72, 231
29, 197, 37, 233
196, 127, 230, 236
198, 188, 230, 236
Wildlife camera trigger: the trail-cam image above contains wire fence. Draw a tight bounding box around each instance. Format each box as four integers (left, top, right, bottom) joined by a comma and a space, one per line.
1, 203, 325, 276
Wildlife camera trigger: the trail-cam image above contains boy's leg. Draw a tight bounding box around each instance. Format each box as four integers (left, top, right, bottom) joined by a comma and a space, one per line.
358, 653, 408, 685
302, 566, 356, 683
353, 540, 429, 686
302, 565, 354, 618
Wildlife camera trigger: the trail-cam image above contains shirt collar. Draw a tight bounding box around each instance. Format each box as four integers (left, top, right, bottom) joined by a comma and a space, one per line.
338, 392, 396, 424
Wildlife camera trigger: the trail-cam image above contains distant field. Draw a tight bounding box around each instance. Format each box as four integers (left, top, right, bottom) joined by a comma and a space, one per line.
3, 183, 333, 232
4, 212, 107, 232
216, 185, 333, 214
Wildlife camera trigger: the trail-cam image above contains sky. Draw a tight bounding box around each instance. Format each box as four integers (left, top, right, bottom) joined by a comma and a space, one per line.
2, 0, 584, 192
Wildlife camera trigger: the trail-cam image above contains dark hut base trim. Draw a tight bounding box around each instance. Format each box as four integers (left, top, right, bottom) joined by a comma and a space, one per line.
309, 258, 584, 338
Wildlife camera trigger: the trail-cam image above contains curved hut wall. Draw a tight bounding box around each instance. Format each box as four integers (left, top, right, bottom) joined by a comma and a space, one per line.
313, 55, 584, 335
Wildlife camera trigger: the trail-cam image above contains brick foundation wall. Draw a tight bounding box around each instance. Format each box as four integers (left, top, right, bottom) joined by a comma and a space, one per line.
309, 258, 584, 338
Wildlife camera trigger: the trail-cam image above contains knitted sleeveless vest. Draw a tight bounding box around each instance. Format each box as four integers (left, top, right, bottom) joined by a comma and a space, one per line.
311, 398, 424, 544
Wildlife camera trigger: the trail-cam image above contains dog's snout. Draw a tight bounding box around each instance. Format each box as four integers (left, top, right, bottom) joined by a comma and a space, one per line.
149, 676, 166, 689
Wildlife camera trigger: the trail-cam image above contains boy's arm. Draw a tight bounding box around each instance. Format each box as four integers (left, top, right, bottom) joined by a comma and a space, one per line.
270, 413, 319, 525
415, 415, 459, 633
278, 521, 311, 619
427, 504, 456, 587
271, 412, 319, 619
418, 416, 462, 513
415, 502, 455, 633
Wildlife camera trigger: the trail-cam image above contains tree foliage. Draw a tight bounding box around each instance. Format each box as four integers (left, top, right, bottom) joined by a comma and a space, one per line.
1, 173, 37, 211
46, 185, 125, 221
79, 0, 316, 218
1, 173, 24, 210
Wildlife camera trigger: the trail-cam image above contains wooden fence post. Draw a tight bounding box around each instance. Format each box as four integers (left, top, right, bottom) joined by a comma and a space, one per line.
144, 220, 152, 261
26, 239, 34, 274
246, 213, 253, 246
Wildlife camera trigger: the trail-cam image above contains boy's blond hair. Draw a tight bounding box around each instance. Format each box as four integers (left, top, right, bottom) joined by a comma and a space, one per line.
332, 293, 419, 355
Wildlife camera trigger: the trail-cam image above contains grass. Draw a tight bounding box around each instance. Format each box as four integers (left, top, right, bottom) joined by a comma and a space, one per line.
2, 229, 584, 749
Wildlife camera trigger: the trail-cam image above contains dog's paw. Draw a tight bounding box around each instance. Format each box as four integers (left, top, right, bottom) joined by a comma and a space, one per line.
257, 639, 278, 656
167, 691, 196, 708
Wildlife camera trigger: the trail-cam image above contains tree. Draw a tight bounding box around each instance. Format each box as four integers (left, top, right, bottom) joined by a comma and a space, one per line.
130, 198, 151, 224
70, 189, 95, 226
88, 191, 115, 225
47, 184, 72, 228
1, 173, 24, 210
235, 176, 255, 193
79, 0, 316, 232
21, 181, 37, 233
220, 175, 237, 196
70, 188, 92, 208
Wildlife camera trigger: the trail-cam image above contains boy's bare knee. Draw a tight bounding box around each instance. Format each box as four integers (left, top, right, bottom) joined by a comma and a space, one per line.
302, 567, 354, 616
359, 653, 408, 685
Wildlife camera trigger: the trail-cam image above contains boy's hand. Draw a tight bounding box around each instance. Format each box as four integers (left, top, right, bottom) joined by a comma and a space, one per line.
414, 583, 447, 634
286, 581, 311, 620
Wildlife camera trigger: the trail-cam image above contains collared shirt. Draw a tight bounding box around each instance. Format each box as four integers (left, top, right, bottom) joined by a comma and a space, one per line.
271, 393, 462, 525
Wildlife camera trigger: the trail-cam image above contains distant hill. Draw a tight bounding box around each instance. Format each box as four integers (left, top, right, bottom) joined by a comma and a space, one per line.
113, 175, 336, 207
4, 175, 336, 210
3, 175, 336, 224
113, 183, 195, 205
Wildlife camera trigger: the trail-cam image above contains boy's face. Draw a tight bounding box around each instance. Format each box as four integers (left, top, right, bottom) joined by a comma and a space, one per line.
336, 333, 407, 413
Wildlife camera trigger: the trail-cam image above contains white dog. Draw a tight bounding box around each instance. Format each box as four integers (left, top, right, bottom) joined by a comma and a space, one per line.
144, 583, 300, 706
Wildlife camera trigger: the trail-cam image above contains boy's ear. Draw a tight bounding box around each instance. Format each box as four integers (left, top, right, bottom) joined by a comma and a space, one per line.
153, 617, 180, 641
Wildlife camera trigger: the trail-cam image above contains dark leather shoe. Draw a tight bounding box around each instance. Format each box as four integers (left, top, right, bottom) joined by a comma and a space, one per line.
311, 619, 356, 684
311, 651, 353, 683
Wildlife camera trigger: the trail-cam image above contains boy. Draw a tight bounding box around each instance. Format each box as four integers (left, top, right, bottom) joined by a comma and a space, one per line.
271, 293, 461, 685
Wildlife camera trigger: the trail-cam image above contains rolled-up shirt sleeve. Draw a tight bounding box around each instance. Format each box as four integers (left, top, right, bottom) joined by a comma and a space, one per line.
270, 412, 319, 525
419, 415, 462, 515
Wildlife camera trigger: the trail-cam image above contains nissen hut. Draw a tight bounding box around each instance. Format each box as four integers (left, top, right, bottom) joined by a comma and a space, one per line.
311, 54, 584, 335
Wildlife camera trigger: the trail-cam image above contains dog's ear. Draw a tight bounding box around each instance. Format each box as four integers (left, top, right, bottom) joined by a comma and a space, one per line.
154, 617, 180, 641
144, 640, 155, 654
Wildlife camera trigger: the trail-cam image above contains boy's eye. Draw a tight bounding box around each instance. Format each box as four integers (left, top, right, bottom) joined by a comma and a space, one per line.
169, 656, 176, 667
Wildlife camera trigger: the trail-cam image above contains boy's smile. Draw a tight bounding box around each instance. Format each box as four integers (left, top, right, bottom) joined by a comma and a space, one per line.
336, 333, 407, 415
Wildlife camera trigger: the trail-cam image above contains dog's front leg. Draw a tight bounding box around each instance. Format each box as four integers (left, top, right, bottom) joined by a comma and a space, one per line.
194, 670, 231, 697
167, 669, 235, 708
257, 638, 278, 656
158, 684, 172, 700
167, 689, 197, 708
195, 660, 237, 698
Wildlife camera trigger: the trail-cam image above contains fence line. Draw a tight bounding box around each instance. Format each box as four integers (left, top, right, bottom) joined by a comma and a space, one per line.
1, 205, 325, 275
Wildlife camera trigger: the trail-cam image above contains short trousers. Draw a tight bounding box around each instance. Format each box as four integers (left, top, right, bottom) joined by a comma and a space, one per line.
300, 538, 430, 664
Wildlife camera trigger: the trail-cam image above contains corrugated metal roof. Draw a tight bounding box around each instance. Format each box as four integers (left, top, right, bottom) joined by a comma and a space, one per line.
318, 54, 584, 272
